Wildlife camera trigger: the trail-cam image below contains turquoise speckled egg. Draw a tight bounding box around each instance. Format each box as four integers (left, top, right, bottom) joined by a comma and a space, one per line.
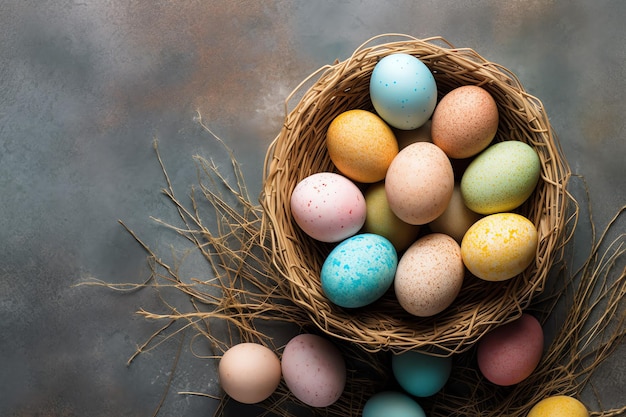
362, 391, 426, 417
460, 141, 541, 214
369, 53, 437, 130
320, 233, 397, 308
391, 350, 452, 397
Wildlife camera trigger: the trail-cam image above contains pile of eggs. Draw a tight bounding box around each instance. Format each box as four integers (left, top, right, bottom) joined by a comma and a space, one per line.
216, 53, 587, 416
290, 52, 542, 317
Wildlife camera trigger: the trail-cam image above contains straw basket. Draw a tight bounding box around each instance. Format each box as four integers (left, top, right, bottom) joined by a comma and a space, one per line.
261, 34, 570, 355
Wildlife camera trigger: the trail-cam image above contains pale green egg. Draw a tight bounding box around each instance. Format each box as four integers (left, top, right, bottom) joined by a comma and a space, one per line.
460, 141, 540, 215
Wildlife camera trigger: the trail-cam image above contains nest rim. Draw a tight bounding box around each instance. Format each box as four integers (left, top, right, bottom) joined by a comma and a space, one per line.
260, 34, 571, 355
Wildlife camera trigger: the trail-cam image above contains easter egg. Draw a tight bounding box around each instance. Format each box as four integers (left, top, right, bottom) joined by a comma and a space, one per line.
392, 350, 453, 397
461, 140, 541, 214
527, 395, 588, 417
385, 142, 454, 225
363, 182, 421, 252
281, 334, 346, 407
362, 391, 426, 417
218, 343, 282, 404
429, 184, 482, 244
477, 313, 544, 386
431, 85, 499, 159
290, 172, 366, 243
321, 233, 397, 308
461, 212, 538, 282
326, 109, 399, 183
370, 53, 437, 130
394, 233, 464, 317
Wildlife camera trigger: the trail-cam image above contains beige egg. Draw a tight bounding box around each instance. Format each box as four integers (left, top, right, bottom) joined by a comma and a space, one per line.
363, 182, 421, 252
431, 86, 499, 159
393, 120, 432, 150
429, 184, 482, 243
385, 142, 454, 225
394, 233, 465, 317
218, 343, 282, 404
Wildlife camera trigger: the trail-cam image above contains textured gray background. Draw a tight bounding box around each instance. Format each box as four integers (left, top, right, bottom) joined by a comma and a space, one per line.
1, 1, 624, 416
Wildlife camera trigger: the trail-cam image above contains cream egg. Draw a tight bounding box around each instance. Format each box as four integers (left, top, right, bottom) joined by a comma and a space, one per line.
218, 343, 282, 404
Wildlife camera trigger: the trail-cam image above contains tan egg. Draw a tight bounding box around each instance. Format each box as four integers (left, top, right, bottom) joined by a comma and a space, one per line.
429, 184, 482, 243
431, 86, 499, 159
385, 142, 454, 225
363, 182, 421, 252
392, 120, 432, 150
394, 233, 465, 317
326, 109, 399, 183
218, 343, 281, 404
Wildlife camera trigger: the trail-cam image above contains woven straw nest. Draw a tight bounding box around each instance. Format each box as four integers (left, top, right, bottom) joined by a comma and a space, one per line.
261, 34, 571, 355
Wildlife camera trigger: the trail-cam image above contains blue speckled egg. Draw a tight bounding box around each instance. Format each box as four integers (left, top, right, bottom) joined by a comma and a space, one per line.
370, 53, 437, 130
362, 391, 426, 417
320, 233, 397, 308
391, 350, 453, 397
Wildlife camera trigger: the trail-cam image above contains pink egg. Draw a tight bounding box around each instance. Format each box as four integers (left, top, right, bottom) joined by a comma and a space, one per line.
477, 313, 544, 386
290, 172, 366, 242
281, 334, 346, 407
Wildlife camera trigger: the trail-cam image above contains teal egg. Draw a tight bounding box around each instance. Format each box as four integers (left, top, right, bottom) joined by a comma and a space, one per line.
320, 233, 397, 308
460, 141, 541, 214
392, 350, 452, 397
369, 53, 437, 130
362, 391, 426, 417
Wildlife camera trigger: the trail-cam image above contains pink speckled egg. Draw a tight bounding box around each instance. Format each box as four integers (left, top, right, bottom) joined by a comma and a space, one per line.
477, 313, 544, 386
431, 85, 499, 159
394, 233, 464, 317
385, 142, 454, 225
281, 334, 346, 407
290, 172, 366, 242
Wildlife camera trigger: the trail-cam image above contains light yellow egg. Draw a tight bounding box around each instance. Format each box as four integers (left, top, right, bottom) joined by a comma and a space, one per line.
326, 109, 399, 183
527, 395, 588, 417
363, 182, 421, 251
461, 212, 537, 282
429, 184, 482, 244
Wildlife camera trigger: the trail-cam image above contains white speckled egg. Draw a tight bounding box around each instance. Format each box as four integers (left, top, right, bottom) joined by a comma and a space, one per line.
460, 141, 541, 214
385, 142, 454, 225
281, 334, 346, 408
370, 53, 437, 130
290, 172, 366, 242
394, 233, 464, 317
321, 233, 398, 308
461, 212, 538, 281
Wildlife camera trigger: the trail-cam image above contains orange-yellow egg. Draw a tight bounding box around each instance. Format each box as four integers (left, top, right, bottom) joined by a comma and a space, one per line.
326, 109, 399, 183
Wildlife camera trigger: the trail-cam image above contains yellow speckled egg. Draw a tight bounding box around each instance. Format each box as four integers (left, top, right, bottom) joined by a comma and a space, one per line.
363, 182, 421, 251
326, 109, 399, 183
527, 395, 589, 417
461, 213, 538, 282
